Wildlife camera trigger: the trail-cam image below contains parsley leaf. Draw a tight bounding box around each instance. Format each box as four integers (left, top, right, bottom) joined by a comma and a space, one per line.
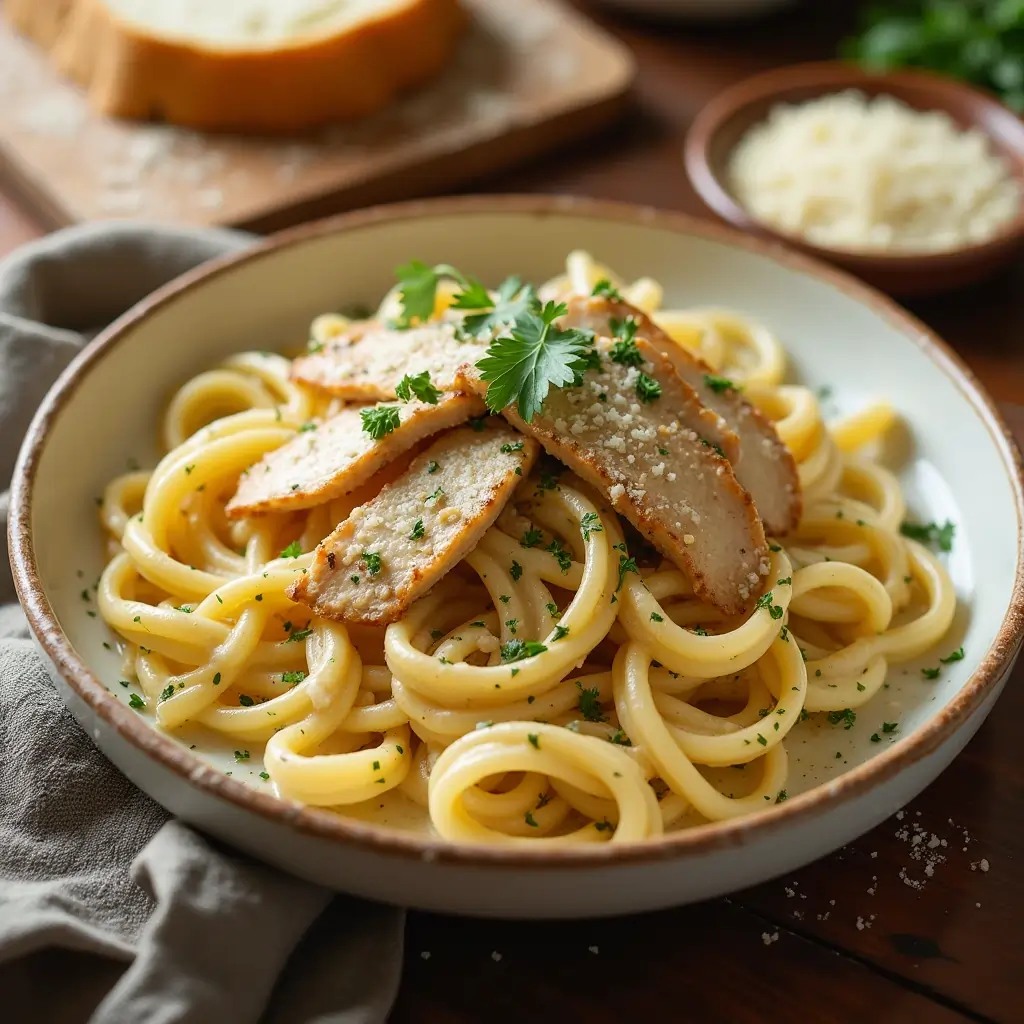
457, 275, 537, 339
592, 279, 623, 300
521, 527, 544, 548
755, 590, 784, 620
279, 541, 303, 559
617, 554, 639, 592
827, 708, 857, 730
282, 671, 307, 684
510, 560, 523, 582
940, 646, 964, 664
609, 317, 644, 367
393, 260, 444, 328
576, 681, 606, 722
900, 519, 955, 552
361, 405, 401, 440
635, 372, 662, 403
395, 370, 441, 405
704, 374, 739, 393
475, 301, 593, 422
409, 519, 425, 541
552, 625, 570, 641
580, 511, 603, 541
546, 538, 573, 574
500, 639, 548, 663
361, 551, 383, 576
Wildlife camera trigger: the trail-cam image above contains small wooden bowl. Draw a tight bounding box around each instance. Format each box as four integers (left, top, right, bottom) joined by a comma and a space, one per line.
684, 61, 1024, 296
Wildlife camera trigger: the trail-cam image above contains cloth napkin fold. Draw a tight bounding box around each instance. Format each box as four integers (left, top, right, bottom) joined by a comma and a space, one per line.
0, 223, 404, 1024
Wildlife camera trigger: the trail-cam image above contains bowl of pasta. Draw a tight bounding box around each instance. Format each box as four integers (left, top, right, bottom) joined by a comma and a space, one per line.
9, 195, 1023, 918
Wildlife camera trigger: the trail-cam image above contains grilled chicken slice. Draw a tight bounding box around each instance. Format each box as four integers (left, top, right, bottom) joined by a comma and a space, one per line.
290, 423, 539, 625
292, 320, 487, 400
456, 341, 769, 614
559, 295, 801, 536
226, 393, 485, 518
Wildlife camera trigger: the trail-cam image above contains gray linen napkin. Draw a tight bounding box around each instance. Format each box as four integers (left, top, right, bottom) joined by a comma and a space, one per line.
0, 223, 404, 1024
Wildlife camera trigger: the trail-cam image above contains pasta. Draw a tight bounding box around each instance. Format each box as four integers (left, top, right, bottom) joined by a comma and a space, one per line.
97, 251, 957, 845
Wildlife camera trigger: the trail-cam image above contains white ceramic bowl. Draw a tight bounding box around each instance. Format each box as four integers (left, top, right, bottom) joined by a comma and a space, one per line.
10, 196, 1024, 918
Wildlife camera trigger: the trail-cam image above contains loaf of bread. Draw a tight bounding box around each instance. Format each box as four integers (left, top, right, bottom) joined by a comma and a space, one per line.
5, 0, 467, 133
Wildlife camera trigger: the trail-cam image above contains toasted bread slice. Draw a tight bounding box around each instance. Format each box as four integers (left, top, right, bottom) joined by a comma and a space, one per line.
291, 320, 488, 401
457, 340, 769, 613
226, 392, 486, 518
560, 295, 801, 535
7, 0, 466, 133
290, 422, 539, 625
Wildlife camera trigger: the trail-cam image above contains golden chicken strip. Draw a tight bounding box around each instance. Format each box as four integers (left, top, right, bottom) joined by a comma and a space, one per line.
226, 392, 485, 518
290, 422, 539, 625
456, 338, 770, 614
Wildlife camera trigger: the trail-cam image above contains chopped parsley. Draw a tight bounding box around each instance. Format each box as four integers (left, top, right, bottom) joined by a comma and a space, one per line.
921, 666, 941, 680
279, 540, 303, 559
650, 612, 664, 623
545, 602, 558, 617
427, 460, 440, 474
500, 639, 547, 663
212, 672, 222, 686
395, 370, 441, 405
616, 554, 639, 592
827, 708, 857, 730
500, 440, 524, 454
159, 684, 174, 702
282, 671, 307, 685
234, 749, 250, 762
577, 681, 606, 722
608, 728, 632, 746
128, 693, 145, 709
704, 374, 738, 393
882, 721, 899, 734
525, 811, 539, 828
360, 405, 401, 440
238, 695, 255, 707
284, 628, 313, 644
592, 279, 623, 300
580, 512, 603, 541
259, 772, 270, 780
900, 519, 955, 552
505, 619, 519, 634
528, 733, 540, 749
755, 590, 784, 620
409, 519, 425, 541
546, 538, 573, 574
940, 646, 965, 664
776, 790, 788, 803
510, 560, 523, 582
635, 372, 662, 403
552, 625, 570, 641
361, 551, 382, 576
426, 486, 444, 504
608, 317, 644, 367
521, 527, 544, 548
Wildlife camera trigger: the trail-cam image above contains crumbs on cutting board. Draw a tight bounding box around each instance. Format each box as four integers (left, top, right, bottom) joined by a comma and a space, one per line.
0, 0, 594, 227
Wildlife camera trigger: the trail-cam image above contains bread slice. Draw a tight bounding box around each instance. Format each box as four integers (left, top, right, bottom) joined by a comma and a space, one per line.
6, 0, 467, 132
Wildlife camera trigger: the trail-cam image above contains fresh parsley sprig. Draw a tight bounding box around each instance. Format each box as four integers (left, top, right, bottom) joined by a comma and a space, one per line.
395, 370, 441, 405
476, 301, 594, 422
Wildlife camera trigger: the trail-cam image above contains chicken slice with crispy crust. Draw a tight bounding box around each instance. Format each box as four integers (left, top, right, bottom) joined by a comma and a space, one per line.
289, 423, 539, 625
291, 320, 487, 401
456, 339, 769, 614
226, 392, 485, 518
559, 295, 801, 535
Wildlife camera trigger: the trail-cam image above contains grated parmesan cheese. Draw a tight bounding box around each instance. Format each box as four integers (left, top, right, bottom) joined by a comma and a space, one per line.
727, 90, 1021, 253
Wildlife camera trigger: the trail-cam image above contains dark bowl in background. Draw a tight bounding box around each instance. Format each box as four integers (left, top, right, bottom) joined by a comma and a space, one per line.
684, 61, 1024, 296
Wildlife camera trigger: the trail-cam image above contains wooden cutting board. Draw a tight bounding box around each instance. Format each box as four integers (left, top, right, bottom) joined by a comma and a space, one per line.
0, 0, 634, 231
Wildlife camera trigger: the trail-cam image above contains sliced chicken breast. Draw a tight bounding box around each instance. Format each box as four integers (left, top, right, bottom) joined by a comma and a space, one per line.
290, 423, 539, 625
292, 320, 487, 401
456, 339, 770, 614
559, 295, 801, 536
226, 393, 485, 518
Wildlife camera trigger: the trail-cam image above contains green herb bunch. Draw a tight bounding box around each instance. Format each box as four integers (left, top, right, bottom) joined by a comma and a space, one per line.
843, 1, 1024, 111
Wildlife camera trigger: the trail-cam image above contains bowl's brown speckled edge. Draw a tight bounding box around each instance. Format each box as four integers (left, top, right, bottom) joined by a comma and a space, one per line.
684, 61, 1024, 296
9, 194, 1024, 870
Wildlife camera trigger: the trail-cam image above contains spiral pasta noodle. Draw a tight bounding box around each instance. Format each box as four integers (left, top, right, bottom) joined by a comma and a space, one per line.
97, 252, 957, 846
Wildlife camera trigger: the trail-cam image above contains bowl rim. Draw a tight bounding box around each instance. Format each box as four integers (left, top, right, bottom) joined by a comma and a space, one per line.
684, 60, 1024, 267
9, 193, 1024, 870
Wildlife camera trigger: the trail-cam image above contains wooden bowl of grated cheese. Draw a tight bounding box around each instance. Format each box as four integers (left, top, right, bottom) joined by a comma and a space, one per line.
685, 61, 1024, 296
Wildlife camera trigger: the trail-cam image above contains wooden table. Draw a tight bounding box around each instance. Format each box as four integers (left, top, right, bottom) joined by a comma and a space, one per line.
2, 3, 1020, 1022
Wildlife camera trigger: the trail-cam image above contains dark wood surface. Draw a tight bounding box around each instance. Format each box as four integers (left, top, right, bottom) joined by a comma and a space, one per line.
2, 2, 1020, 1021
